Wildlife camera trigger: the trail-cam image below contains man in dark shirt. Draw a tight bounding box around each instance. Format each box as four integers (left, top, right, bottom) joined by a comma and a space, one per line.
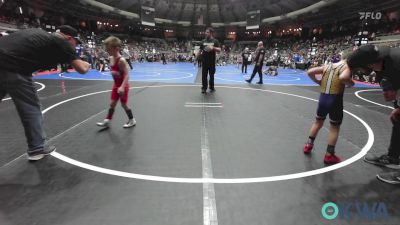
161, 53, 167, 65
246, 41, 266, 84
0, 25, 90, 161
347, 44, 400, 184
199, 27, 221, 94
241, 48, 250, 74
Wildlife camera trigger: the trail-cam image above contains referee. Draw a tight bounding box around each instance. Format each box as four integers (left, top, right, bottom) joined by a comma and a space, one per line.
246, 41, 266, 84
242, 48, 250, 74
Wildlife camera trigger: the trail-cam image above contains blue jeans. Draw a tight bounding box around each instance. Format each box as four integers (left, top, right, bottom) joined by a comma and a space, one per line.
0, 71, 46, 154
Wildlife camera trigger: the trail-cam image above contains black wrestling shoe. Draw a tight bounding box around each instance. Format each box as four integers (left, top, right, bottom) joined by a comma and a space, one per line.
364, 154, 400, 169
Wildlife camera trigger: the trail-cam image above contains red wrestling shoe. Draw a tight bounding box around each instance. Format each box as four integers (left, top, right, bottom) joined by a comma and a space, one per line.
324, 154, 342, 165
303, 143, 314, 154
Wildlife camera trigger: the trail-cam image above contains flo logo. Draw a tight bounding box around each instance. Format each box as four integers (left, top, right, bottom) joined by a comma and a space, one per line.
359, 12, 382, 20
322, 202, 390, 220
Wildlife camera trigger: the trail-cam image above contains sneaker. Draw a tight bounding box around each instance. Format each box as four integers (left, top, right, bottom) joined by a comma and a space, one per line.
377, 171, 400, 184
209, 88, 216, 92
245, 79, 251, 83
201, 89, 206, 94
303, 143, 314, 154
97, 119, 110, 127
324, 154, 342, 165
256, 81, 263, 84
27, 145, 56, 161
364, 154, 400, 169
123, 118, 136, 128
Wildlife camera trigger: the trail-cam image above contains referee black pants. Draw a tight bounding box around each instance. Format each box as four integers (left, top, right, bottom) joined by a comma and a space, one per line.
126, 58, 133, 69
388, 121, 400, 158
249, 64, 263, 83
242, 61, 248, 73
202, 65, 215, 90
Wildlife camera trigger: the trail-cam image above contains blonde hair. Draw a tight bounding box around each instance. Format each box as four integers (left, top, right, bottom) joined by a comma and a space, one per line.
103, 36, 122, 48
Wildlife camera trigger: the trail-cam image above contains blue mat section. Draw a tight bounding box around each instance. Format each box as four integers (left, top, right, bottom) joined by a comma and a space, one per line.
215, 65, 309, 86
33, 62, 378, 88
34, 62, 197, 84
214, 65, 378, 88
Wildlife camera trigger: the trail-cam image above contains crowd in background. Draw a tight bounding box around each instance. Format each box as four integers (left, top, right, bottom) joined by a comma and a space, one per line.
1, 6, 400, 84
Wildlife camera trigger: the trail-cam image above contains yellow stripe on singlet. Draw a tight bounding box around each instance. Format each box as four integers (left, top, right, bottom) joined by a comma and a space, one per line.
320, 62, 346, 95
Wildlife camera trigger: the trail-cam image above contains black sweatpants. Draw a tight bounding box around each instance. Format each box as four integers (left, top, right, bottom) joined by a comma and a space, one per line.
249, 64, 263, 82
242, 61, 248, 73
202, 65, 215, 90
388, 121, 400, 158
126, 58, 133, 69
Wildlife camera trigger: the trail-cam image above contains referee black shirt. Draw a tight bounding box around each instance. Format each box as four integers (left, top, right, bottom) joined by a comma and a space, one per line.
254, 47, 266, 65
242, 52, 250, 64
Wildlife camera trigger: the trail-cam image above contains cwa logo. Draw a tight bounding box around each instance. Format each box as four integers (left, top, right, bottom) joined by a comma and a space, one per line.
322, 202, 390, 220
359, 12, 382, 20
